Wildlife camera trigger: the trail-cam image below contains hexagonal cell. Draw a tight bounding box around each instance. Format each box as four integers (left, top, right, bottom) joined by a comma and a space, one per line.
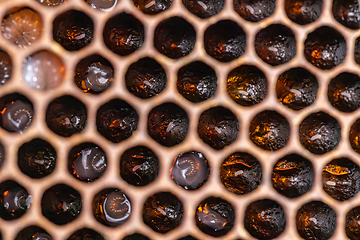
183, 0, 224, 18
304, 26, 346, 69
35, 0, 65, 6
177, 61, 217, 103
53, 10, 93, 51
227, 65, 267, 106
133, 0, 172, 15
85, 0, 118, 11
103, 13, 144, 56
285, 0, 323, 25
349, 118, 360, 154
74, 54, 114, 94
204, 20, 246, 62
346, 206, 360, 240
234, 0, 275, 22
123, 233, 150, 240
333, 0, 360, 29
0, 50, 12, 86
15, 226, 52, 240
68, 228, 104, 240
355, 37, 360, 65
276, 67, 318, 110
154, 17, 196, 59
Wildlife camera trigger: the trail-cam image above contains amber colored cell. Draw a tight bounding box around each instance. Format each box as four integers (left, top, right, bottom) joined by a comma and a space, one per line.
154, 17, 196, 59
285, 0, 323, 25
204, 20, 246, 62
35, 0, 65, 6
299, 111, 341, 154
133, 0, 172, 14
356, 38, 360, 65
15, 226, 52, 240
349, 118, 360, 154
276, 67, 318, 110
234, 0, 275, 22
67, 228, 104, 240
227, 65, 267, 106
333, 0, 360, 29
103, 13, 144, 56
183, 0, 224, 18
0, 50, 12, 86
346, 206, 360, 240
142, 192, 183, 233
244, 199, 286, 239
296, 201, 336, 240
123, 233, 149, 240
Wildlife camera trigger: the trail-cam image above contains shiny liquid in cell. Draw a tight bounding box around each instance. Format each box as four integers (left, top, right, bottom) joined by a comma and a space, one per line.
85, 0, 118, 11
234, 0, 276, 22
285, 0, 323, 25
133, 0, 172, 14
15, 226, 52, 240
0, 51, 12, 86
182, 0, 224, 18
0, 99, 33, 133
67, 228, 104, 240
346, 206, 360, 240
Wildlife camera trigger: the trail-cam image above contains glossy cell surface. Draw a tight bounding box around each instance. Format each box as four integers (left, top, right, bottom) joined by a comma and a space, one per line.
177, 61, 217, 103
333, 0, 360, 29
356, 37, 360, 65
285, 0, 323, 25
103, 13, 144, 56
123, 233, 149, 240
0, 50, 12, 86
67, 228, 104, 240
46, 95, 87, 137
195, 197, 234, 237
142, 192, 183, 233
85, 0, 118, 11
346, 206, 360, 240
18, 138, 56, 178
272, 154, 314, 198
250, 110, 290, 151
183, 0, 224, 18
93, 188, 131, 227
125, 57, 166, 99
276, 67, 318, 110
350, 118, 360, 154
296, 201, 336, 240
0, 142, 4, 170
299, 111, 341, 154
154, 17, 196, 59
35, 0, 65, 6
120, 146, 159, 186
234, 0, 275, 22
41, 184, 81, 225
204, 20, 246, 62
133, 0, 172, 14
227, 65, 267, 106
15, 226, 52, 240
96, 99, 138, 143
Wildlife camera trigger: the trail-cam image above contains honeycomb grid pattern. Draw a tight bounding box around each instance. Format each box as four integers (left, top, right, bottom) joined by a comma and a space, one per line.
0, 0, 359, 239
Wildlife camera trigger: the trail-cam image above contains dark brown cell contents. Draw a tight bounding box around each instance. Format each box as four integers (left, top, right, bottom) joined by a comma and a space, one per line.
67, 228, 104, 240
18, 138, 56, 178
249, 110, 290, 151
198, 106, 239, 149
328, 72, 360, 112
220, 152, 262, 195
93, 188, 131, 227
299, 111, 341, 154
322, 158, 360, 201
182, 0, 224, 18
285, 0, 323, 25
142, 192, 183, 233
120, 146, 159, 186
304, 26, 346, 69
122, 233, 149, 240
272, 154, 314, 198
0, 142, 4, 169
244, 199, 286, 239
103, 13, 144, 56
154, 17, 196, 59
125, 57, 167, 99
53, 10, 93, 51
234, 0, 276, 22
346, 206, 360, 240
227, 65, 267, 106
35, 0, 65, 6
356, 37, 360, 65
96, 99, 138, 143
255, 24, 296, 66
178, 236, 198, 240
0, 50, 12, 86
15, 226, 52, 240
147, 102, 189, 147
350, 118, 360, 154
296, 201, 336, 240
333, 0, 360, 29
204, 20, 246, 62
195, 197, 235, 237
177, 61, 217, 103
133, 0, 172, 14
85, 0, 117, 11
46, 95, 87, 137
41, 184, 82, 225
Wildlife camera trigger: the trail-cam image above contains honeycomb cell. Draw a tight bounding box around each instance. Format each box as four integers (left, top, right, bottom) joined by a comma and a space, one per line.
103, 13, 144, 56
123, 233, 149, 240
250, 110, 290, 151
125, 57, 166, 99
15, 226, 52, 240
299, 111, 341, 154
227, 65, 267, 106
177, 61, 217, 103
96, 99, 138, 143
198, 106, 239, 149
46, 95, 87, 137
35, 0, 65, 6
68, 143, 107, 182
93, 188, 131, 227
304, 26, 346, 69
272, 154, 314, 198
350, 118, 360, 154
154, 17, 196, 59
0, 142, 4, 169
142, 192, 183, 233
1, 8, 43, 48
296, 201, 336, 240
255, 24, 296, 66
195, 197, 234, 237
285, 0, 323, 25
276, 67, 318, 110
328, 72, 360, 112
234, 0, 275, 22
147, 102, 189, 147
333, 0, 360, 29
204, 20, 246, 62
356, 37, 360, 65
74, 54, 113, 94
18, 138, 56, 178
133, 0, 172, 15
67, 228, 104, 240
346, 206, 360, 240
85, 0, 118, 11
0, 180, 30, 220
41, 184, 81, 225
170, 151, 210, 190
178, 236, 198, 240
120, 146, 159, 186
244, 199, 286, 239
0, 50, 12, 86
182, 0, 224, 18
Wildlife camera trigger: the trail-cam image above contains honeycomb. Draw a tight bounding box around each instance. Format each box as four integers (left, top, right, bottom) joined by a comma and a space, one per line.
0, 0, 359, 239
